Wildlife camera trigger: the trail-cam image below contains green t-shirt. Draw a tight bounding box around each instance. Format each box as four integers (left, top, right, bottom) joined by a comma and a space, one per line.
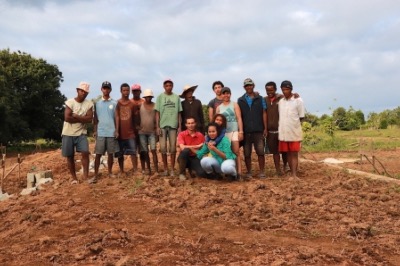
155, 92, 182, 128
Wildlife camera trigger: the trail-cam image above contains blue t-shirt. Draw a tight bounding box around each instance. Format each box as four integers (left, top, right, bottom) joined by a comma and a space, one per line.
95, 98, 117, 137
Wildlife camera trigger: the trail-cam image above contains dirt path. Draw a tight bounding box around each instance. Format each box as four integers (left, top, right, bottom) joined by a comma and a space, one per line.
1, 149, 400, 265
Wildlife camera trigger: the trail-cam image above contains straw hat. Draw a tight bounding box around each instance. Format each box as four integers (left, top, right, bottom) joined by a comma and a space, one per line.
179, 85, 198, 98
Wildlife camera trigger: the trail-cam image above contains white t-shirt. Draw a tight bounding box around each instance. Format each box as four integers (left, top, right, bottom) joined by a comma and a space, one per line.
61, 98, 93, 136
278, 96, 305, 141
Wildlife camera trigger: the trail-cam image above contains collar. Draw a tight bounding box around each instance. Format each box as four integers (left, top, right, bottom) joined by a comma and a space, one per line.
101, 96, 112, 101
182, 129, 199, 136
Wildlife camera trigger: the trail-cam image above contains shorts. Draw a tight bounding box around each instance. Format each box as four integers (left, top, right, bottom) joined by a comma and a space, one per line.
225, 131, 239, 142
139, 133, 157, 152
61, 135, 89, 157
159, 127, 177, 154
243, 132, 265, 157
266, 131, 279, 154
279, 141, 301, 152
94, 137, 119, 155
116, 138, 137, 157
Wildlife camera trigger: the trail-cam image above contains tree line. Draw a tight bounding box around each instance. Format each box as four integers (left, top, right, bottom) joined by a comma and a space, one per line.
303, 106, 400, 132
0, 49, 66, 144
0, 49, 398, 144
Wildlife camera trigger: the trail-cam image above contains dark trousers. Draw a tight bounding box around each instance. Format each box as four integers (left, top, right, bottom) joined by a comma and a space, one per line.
177, 149, 206, 177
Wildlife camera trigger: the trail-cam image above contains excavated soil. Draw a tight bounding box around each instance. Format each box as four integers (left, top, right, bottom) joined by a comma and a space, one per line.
1, 147, 400, 265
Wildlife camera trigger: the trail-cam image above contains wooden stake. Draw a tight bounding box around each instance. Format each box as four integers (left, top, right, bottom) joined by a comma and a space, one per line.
1, 154, 5, 193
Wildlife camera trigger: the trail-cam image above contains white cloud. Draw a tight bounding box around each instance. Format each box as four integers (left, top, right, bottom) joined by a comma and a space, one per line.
1, 0, 400, 115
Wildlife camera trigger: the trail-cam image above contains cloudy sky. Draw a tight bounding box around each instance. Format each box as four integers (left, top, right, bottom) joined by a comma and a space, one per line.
1, 0, 399, 116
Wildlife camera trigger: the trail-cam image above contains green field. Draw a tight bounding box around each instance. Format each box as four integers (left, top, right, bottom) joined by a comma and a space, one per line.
303, 127, 400, 152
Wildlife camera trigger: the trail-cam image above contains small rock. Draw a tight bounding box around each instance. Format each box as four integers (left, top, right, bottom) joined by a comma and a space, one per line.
74, 253, 85, 261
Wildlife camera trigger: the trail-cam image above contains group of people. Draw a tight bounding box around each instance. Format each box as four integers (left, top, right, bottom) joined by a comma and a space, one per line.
61, 78, 305, 184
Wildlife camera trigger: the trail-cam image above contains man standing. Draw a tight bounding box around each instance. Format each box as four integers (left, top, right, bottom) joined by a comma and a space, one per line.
278, 80, 305, 179
115, 83, 138, 175
207, 81, 224, 122
138, 89, 159, 174
131, 84, 145, 173
177, 117, 206, 180
264, 81, 288, 175
89, 81, 119, 184
61, 81, 94, 184
180, 85, 205, 133
155, 79, 182, 176
237, 78, 268, 179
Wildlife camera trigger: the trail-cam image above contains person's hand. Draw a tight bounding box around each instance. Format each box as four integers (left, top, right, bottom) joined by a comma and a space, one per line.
238, 132, 244, 141
157, 127, 162, 136
208, 142, 216, 151
114, 130, 118, 139
93, 131, 97, 138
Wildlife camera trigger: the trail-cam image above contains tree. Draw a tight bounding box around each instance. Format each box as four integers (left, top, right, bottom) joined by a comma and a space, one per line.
332, 106, 365, 131
202, 104, 209, 125
304, 112, 319, 127
0, 49, 66, 143
332, 107, 347, 130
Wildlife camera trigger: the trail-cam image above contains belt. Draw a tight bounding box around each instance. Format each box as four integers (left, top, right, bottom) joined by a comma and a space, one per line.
268, 131, 279, 134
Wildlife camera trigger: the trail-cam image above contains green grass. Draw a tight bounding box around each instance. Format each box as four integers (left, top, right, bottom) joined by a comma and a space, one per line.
3, 139, 61, 155
303, 128, 400, 152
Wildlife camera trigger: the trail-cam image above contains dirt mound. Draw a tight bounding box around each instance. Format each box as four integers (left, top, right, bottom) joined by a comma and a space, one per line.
1, 149, 400, 265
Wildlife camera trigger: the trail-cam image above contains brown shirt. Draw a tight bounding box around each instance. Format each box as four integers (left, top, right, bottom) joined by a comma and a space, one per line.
117, 99, 135, 139
131, 98, 144, 132
265, 94, 283, 131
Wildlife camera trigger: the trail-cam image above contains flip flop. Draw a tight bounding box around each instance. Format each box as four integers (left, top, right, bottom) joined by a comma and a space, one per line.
71, 180, 78, 185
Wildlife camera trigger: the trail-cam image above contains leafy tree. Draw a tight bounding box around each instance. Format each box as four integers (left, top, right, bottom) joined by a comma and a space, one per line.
355, 110, 365, 125
332, 106, 365, 130
304, 112, 319, 127
332, 107, 347, 130
202, 104, 209, 125
379, 119, 388, 129
0, 49, 66, 143
320, 116, 336, 137
366, 112, 380, 129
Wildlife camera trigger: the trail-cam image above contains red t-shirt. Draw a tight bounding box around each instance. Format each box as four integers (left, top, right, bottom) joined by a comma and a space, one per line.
177, 130, 205, 156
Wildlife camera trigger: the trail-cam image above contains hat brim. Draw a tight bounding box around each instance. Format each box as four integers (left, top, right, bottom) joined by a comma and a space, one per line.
77, 88, 89, 93
179, 85, 198, 98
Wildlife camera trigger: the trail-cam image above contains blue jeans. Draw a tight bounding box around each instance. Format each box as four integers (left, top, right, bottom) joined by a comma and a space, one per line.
200, 157, 237, 176
139, 133, 157, 152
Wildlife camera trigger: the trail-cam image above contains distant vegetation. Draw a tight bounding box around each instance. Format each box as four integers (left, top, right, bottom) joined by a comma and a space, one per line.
0, 49, 66, 145
1, 49, 398, 154
302, 106, 400, 152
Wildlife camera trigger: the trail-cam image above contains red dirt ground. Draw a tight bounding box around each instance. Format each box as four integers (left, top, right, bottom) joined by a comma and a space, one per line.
1, 147, 400, 265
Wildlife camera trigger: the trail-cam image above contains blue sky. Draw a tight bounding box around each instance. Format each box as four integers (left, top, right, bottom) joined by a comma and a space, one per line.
1, 0, 399, 116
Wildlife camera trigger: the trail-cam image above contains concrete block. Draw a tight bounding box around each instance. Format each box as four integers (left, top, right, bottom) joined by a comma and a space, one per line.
27, 173, 36, 188
0, 191, 11, 201
37, 177, 54, 187
20, 187, 37, 196
44, 170, 53, 179
27, 170, 53, 189
35, 171, 46, 181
